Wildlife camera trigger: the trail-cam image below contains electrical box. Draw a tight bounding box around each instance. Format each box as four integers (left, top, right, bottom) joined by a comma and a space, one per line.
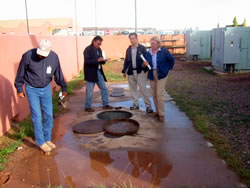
186, 30, 211, 60
212, 27, 250, 72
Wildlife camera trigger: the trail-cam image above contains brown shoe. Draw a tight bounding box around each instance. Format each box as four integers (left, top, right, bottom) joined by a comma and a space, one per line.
103, 105, 113, 110
151, 112, 159, 117
40, 143, 52, 153
85, 107, 95, 112
158, 115, 165, 122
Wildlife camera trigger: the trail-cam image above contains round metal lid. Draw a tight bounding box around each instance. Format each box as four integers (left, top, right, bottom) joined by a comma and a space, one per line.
72, 120, 108, 134
110, 92, 125, 97
97, 110, 133, 121
104, 119, 139, 136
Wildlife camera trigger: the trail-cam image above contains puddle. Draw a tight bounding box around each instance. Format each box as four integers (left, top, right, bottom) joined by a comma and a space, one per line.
110, 83, 150, 89
3, 86, 242, 188
109, 84, 129, 89
7, 149, 171, 188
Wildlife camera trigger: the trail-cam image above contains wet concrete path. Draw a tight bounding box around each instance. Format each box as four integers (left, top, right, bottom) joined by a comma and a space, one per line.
3, 84, 243, 188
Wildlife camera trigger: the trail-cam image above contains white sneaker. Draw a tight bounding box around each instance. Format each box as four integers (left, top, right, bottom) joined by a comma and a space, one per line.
46, 141, 56, 150
40, 143, 52, 152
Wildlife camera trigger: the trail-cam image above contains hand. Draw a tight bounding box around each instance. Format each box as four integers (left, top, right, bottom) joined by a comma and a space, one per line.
62, 92, 68, 98
98, 57, 105, 62
17, 92, 25, 98
143, 61, 149, 67
123, 73, 127, 78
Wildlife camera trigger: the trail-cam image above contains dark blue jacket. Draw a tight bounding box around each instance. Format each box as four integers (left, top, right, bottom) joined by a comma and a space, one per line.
84, 45, 107, 82
145, 48, 175, 80
122, 44, 148, 75
14, 48, 67, 93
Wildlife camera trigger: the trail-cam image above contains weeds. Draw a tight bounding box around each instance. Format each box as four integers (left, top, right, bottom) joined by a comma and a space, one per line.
168, 89, 250, 186
47, 185, 63, 188
103, 60, 126, 82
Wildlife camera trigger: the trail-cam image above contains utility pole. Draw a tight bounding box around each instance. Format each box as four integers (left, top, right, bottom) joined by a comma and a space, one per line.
135, 0, 137, 33
74, 0, 78, 34
74, 0, 80, 73
95, 0, 97, 35
25, 0, 30, 34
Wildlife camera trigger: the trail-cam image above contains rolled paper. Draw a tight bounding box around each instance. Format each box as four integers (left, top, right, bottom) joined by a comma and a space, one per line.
140, 54, 152, 70
102, 51, 106, 59
58, 91, 65, 100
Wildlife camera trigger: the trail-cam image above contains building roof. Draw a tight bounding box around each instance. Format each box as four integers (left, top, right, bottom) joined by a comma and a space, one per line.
0, 18, 73, 28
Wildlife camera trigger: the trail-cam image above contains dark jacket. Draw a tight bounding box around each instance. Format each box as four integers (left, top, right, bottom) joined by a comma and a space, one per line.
84, 45, 107, 82
14, 48, 67, 93
122, 44, 148, 75
145, 48, 175, 80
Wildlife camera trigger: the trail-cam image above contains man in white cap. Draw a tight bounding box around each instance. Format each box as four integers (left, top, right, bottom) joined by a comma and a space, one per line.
15, 39, 67, 153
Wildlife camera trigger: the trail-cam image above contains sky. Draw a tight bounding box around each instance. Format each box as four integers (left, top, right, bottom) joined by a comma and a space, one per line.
0, 0, 250, 30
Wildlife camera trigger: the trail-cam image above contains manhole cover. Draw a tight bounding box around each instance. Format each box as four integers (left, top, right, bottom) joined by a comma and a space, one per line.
110, 92, 125, 97
110, 87, 125, 97
72, 120, 108, 134
112, 87, 124, 92
104, 119, 139, 136
97, 111, 132, 120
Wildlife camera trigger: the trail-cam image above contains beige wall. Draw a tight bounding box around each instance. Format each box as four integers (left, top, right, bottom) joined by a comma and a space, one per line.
0, 34, 92, 136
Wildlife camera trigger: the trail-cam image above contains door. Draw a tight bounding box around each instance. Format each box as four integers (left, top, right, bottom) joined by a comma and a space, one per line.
212, 28, 224, 69
189, 32, 200, 55
224, 30, 241, 64
236, 31, 249, 70
200, 31, 211, 59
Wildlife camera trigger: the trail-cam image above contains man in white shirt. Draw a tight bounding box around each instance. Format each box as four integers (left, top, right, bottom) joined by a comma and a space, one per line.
122, 33, 153, 113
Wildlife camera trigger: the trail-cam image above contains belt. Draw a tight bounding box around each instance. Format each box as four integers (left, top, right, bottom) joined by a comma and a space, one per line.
132, 68, 137, 70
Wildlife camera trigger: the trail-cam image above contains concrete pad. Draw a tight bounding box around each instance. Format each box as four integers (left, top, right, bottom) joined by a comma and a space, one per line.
214, 70, 228, 75
73, 107, 163, 150
3, 84, 244, 188
203, 66, 213, 71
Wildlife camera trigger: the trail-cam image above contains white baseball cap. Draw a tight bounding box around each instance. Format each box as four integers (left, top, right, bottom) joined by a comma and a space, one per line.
37, 39, 52, 57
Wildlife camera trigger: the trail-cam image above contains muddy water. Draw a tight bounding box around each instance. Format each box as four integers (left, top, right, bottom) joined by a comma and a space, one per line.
3, 85, 243, 188
6, 149, 172, 187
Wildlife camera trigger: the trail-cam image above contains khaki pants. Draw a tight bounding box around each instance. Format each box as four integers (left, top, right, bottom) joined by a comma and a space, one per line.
128, 71, 151, 107
150, 70, 168, 116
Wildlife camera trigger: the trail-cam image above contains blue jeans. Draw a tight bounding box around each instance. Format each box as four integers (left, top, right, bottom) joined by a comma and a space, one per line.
25, 84, 53, 146
85, 70, 109, 108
